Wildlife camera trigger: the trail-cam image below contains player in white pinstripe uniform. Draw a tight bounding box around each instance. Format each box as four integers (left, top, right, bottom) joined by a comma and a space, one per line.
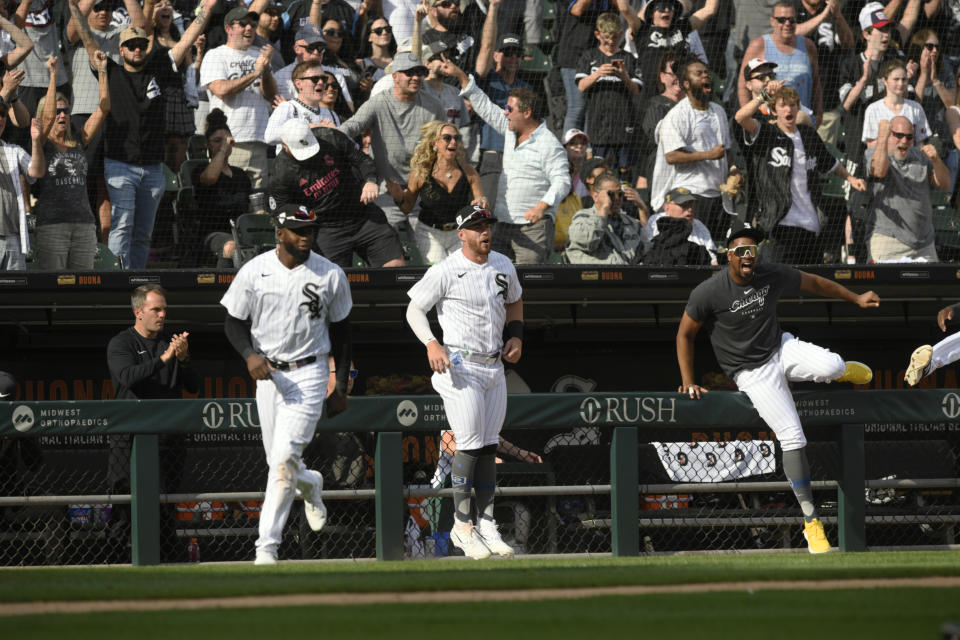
221, 204, 353, 566
676, 227, 880, 553
406, 204, 523, 559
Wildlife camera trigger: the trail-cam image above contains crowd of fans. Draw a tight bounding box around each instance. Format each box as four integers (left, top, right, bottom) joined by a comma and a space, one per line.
1, 0, 960, 270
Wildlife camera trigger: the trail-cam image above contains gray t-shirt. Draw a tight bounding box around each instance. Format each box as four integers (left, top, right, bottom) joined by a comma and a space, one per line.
865, 146, 935, 250
69, 26, 122, 115
685, 262, 802, 377
339, 89, 445, 184
21, 0, 68, 88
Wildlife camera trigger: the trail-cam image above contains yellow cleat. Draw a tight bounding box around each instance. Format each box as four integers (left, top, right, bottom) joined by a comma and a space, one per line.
836, 361, 872, 385
803, 518, 831, 554
904, 345, 933, 387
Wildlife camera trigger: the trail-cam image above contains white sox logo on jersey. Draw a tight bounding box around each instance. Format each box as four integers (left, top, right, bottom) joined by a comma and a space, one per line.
769, 147, 790, 168
729, 285, 771, 315
495, 273, 508, 299
299, 282, 324, 319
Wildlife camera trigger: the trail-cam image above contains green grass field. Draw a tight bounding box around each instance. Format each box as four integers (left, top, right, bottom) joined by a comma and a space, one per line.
3, 552, 959, 639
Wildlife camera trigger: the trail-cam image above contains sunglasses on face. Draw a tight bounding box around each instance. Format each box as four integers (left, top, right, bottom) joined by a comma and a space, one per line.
234, 19, 256, 28
92, 3, 111, 11
299, 75, 327, 86
440, 133, 462, 143
606, 190, 624, 200
436, 0, 457, 8
323, 28, 345, 38
371, 26, 392, 35
773, 16, 796, 24
305, 43, 326, 53
653, 1, 674, 11
123, 39, 149, 50
891, 131, 915, 141
56, 107, 70, 115
401, 68, 427, 78
500, 48, 523, 58
751, 72, 776, 82
730, 244, 758, 258
924, 42, 940, 50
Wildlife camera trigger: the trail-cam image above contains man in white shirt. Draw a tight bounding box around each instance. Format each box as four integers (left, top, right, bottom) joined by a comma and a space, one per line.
200, 6, 277, 189
448, 60, 569, 264
651, 58, 733, 244
264, 61, 339, 148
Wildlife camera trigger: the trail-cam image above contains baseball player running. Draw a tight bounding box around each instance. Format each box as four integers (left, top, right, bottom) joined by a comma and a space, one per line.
221, 203, 353, 566
676, 226, 880, 553
904, 303, 960, 386
406, 204, 523, 559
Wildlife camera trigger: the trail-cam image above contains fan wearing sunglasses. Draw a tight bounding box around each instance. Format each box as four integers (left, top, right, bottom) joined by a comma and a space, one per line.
387, 120, 487, 263
865, 116, 949, 262
678, 225, 879, 554
264, 61, 340, 149
737, 1, 822, 125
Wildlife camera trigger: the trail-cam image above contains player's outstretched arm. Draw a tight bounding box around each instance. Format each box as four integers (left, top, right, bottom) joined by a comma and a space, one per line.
799, 271, 880, 308
329, 317, 353, 406
677, 312, 708, 399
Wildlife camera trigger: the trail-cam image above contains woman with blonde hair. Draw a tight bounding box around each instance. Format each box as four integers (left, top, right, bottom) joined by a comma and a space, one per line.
386, 120, 488, 263
33, 52, 109, 270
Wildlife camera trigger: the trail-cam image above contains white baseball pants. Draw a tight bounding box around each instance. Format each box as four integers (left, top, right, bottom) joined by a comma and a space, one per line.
255, 360, 327, 554
431, 360, 506, 451
926, 331, 960, 374
733, 332, 845, 451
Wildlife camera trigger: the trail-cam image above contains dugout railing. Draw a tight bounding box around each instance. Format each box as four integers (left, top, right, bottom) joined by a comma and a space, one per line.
0, 390, 958, 565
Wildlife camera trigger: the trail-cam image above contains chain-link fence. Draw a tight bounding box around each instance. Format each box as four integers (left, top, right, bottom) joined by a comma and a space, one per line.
2, 417, 957, 565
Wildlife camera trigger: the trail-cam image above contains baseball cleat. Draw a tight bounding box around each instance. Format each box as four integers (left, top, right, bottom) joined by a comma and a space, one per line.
254, 549, 278, 566
303, 470, 328, 532
802, 518, 831, 554
450, 522, 491, 560
476, 520, 515, 557
904, 345, 933, 387
836, 361, 872, 385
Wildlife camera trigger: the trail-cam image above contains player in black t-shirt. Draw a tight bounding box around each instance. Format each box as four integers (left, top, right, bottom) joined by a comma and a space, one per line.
676, 226, 879, 553
270, 118, 403, 269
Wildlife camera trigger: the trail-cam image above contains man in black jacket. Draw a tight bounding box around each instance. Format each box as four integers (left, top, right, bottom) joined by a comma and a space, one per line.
106, 284, 199, 560
270, 118, 403, 268
734, 84, 865, 264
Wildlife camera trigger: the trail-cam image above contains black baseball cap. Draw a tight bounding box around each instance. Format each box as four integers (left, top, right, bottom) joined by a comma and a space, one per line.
456, 204, 497, 230
727, 224, 764, 245
496, 33, 522, 52
275, 204, 319, 229
224, 6, 258, 25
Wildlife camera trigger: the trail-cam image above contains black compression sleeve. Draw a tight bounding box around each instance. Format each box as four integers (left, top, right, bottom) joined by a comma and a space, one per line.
329, 317, 353, 394
224, 314, 256, 360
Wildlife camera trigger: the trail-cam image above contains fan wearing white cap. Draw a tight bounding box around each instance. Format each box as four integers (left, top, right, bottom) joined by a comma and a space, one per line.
406, 203, 524, 559
836, 2, 904, 162
269, 117, 403, 269
736, 1, 822, 125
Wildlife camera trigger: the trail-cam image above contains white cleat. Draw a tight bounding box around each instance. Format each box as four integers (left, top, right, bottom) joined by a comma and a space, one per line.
450, 522, 491, 560
254, 549, 278, 566
476, 520, 515, 557
303, 469, 327, 532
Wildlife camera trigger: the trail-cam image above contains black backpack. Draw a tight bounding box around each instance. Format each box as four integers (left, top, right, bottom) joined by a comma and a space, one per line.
643, 217, 712, 266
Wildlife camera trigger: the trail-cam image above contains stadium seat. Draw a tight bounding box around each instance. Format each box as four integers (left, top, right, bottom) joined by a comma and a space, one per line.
231, 213, 277, 268
545, 0, 556, 19
178, 159, 208, 190
186, 134, 208, 160
163, 163, 179, 192
520, 45, 551, 74
172, 187, 197, 248
93, 243, 123, 270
